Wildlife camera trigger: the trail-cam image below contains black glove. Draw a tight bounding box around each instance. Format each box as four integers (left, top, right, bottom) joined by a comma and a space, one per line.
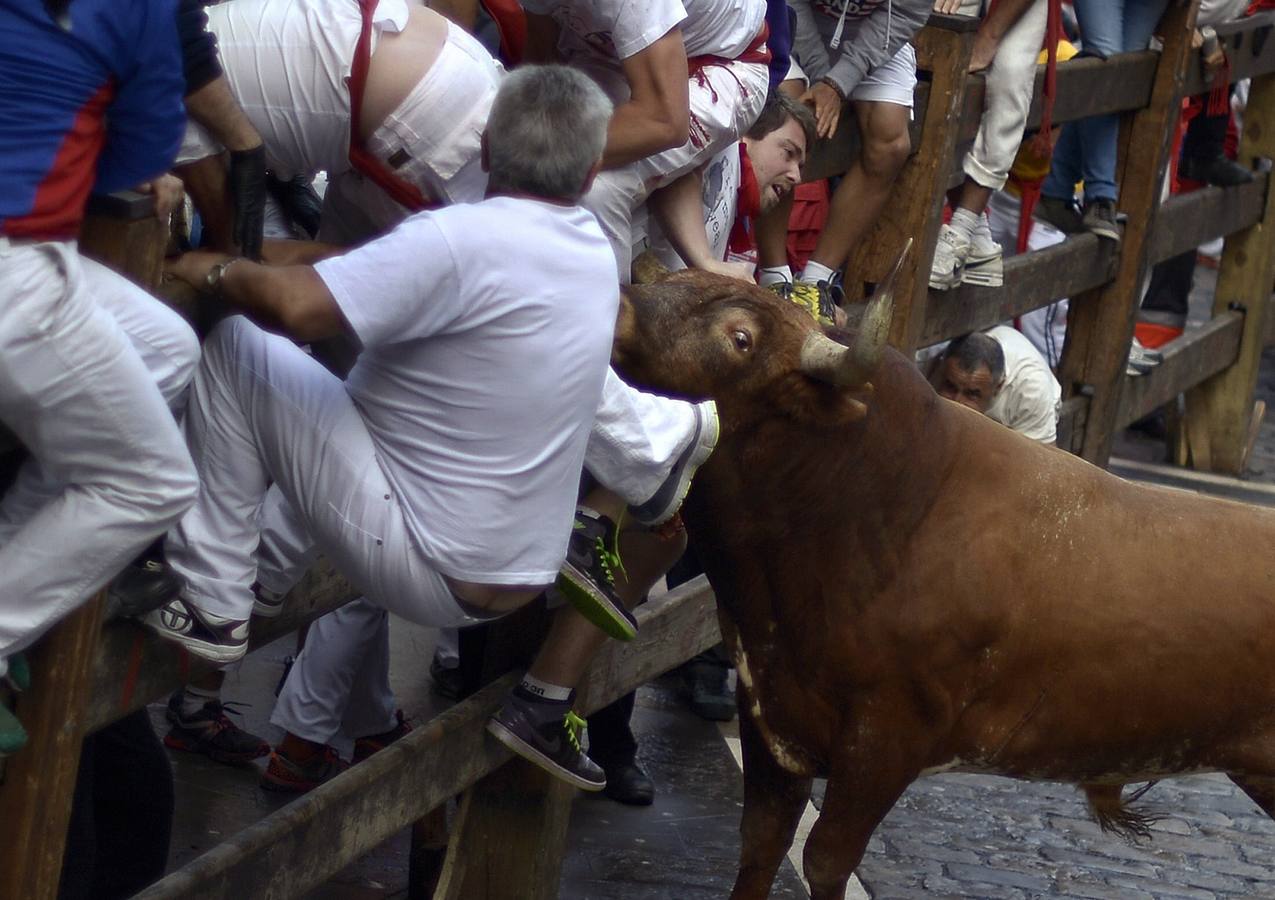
228, 144, 267, 260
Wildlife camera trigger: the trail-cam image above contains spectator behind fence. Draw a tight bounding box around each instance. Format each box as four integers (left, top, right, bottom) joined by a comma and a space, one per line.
929, 0, 1052, 292
1035, 0, 1171, 242
931, 327, 1062, 444
755, 0, 930, 323
0, 0, 200, 754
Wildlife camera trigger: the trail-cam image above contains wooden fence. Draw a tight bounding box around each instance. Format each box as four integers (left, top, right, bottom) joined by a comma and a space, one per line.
3, 1, 1275, 896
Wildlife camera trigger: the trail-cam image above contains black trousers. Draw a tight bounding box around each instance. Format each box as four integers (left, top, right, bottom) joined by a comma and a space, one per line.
58, 709, 174, 900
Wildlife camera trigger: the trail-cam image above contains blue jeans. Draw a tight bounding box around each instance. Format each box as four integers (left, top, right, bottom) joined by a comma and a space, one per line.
1041, 0, 1171, 203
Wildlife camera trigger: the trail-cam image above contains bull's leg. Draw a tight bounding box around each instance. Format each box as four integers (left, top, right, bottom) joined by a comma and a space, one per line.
728, 686, 813, 900
801, 731, 918, 900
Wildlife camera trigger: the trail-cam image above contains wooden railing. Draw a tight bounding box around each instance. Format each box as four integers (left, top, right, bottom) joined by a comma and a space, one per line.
4, 2, 1275, 897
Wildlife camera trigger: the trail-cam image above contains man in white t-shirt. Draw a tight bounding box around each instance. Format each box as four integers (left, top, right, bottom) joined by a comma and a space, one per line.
930, 325, 1061, 444
149, 67, 634, 790
522, 0, 771, 282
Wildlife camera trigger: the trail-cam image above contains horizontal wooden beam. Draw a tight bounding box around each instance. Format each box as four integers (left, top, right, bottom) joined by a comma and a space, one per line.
1183, 11, 1275, 95
85, 190, 156, 221
84, 562, 357, 734
1116, 311, 1245, 430
1147, 176, 1269, 266
918, 234, 1119, 347
132, 577, 720, 900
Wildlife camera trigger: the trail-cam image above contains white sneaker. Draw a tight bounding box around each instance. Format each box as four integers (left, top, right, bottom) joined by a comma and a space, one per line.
1125, 337, 1164, 377
929, 224, 969, 291
142, 595, 250, 663
962, 229, 1004, 288
629, 400, 720, 526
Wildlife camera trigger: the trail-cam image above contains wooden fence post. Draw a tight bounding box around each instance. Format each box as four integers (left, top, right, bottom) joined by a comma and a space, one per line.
1182, 70, 1275, 472
1058, 1, 1200, 465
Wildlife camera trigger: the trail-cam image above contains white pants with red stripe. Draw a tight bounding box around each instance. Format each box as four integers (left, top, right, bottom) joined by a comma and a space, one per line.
0, 241, 199, 667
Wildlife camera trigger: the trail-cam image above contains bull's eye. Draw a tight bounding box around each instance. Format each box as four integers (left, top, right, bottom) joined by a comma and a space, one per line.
731, 329, 752, 352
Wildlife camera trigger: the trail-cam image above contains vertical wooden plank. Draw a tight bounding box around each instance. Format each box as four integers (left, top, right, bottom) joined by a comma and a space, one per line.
1183, 71, 1275, 473
846, 20, 975, 352
1058, 1, 1200, 465
0, 592, 106, 900
406, 806, 452, 900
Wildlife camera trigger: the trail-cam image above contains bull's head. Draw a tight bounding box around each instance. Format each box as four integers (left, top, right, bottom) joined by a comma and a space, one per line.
613, 242, 909, 429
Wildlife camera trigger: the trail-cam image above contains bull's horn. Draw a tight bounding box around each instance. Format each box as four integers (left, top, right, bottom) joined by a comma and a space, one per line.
799, 238, 911, 388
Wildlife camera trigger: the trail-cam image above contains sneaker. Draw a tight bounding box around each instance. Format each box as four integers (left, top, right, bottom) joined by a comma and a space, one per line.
556, 509, 637, 642
487, 688, 606, 791
600, 760, 655, 806
142, 595, 249, 663
1035, 195, 1085, 235
107, 557, 183, 620
353, 709, 413, 762
4, 652, 30, 692
1180, 155, 1255, 187
768, 280, 839, 327
1082, 198, 1121, 242
252, 582, 286, 618
163, 693, 270, 764
963, 229, 1004, 288
260, 742, 349, 793
429, 656, 469, 701
1126, 337, 1164, 377
629, 400, 719, 527
928, 223, 970, 291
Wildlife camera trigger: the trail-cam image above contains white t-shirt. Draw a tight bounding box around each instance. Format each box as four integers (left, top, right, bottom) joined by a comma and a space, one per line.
650, 144, 753, 270
521, 0, 764, 74
315, 197, 619, 584
984, 325, 1062, 445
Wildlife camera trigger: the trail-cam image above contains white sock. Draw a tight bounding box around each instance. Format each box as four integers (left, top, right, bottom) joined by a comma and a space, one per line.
519, 674, 572, 702
758, 265, 792, 287
948, 207, 980, 241
180, 685, 220, 718
799, 261, 836, 285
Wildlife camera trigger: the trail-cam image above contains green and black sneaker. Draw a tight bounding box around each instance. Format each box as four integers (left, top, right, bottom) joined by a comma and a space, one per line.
556, 509, 636, 641
768, 280, 839, 327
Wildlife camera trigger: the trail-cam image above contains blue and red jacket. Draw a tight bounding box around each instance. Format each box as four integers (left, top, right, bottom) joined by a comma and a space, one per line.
0, 0, 185, 240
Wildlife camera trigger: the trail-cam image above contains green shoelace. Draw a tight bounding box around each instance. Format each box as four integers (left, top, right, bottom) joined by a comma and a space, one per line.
563, 710, 587, 753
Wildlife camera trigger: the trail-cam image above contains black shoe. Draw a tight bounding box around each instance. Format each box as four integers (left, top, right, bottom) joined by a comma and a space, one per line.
687, 663, 736, 722
487, 687, 606, 791
1035, 195, 1085, 235
1082, 198, 1121, 242
602, 761, 655, 806
163, 693, 270, 765
1180, 155, 1255, 187
429, 657, 469, 701
767, 280, 840, 327
556, 510, 637, 642
106, 556, 182, 620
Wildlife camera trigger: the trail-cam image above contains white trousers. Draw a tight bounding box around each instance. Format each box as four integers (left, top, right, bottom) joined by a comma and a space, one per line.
0, 242, 199, 661
584, 59, 770, 281
270, 596, 396, 744
164, 316, 487, 626
961, 0, 1050, 192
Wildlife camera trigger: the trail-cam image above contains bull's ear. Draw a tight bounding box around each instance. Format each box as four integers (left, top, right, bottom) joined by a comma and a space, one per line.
631, 250, 674, 284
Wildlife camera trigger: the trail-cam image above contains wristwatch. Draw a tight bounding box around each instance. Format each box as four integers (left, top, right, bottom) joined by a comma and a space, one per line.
205, 257, 244, 296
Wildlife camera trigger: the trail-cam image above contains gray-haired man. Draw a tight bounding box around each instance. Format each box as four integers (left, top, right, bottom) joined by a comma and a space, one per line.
152, 66, 633, 788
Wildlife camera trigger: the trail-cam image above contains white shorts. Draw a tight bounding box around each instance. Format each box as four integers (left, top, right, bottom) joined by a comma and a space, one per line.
846, 42, 916, 108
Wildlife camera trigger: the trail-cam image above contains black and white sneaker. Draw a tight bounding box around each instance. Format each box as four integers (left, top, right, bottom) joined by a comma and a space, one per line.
557, 510, 637, 641
252, 582, 286, 618
630, 400, 719, 526
142, 595, 249, 663
487, 687, 606, 791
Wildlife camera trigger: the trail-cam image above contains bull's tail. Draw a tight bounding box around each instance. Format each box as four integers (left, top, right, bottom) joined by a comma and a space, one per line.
1082, 783, 1162, 841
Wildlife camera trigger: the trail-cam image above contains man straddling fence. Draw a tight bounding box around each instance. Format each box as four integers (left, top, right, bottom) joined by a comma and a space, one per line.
151, 65, 648, 789
0, 0, 201, 754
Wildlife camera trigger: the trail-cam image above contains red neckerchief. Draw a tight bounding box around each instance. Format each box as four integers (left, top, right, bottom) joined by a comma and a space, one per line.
728, 142, 762, 256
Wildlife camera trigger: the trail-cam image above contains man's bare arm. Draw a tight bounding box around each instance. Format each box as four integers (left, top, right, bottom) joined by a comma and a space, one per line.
604, 29, 691, 169
168, 251, 349, 344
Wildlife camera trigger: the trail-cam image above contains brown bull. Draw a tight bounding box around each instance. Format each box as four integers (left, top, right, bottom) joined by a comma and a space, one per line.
612, 263, 1275, 900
